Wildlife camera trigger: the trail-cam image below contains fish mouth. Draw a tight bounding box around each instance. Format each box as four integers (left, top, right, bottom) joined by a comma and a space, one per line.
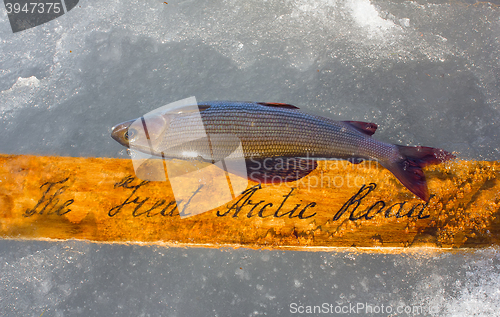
110, 120, 134, 147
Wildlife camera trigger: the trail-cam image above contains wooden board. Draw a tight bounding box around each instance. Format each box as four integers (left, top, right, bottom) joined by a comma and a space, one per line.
0, 154, 499, 250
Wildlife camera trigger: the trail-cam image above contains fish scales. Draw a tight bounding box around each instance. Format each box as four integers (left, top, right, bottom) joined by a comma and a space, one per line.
111, 101, 455, 201
163, 102, 373, 160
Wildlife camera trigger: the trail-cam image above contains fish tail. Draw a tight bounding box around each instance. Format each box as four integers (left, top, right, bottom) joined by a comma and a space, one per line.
382, 145, 455, 201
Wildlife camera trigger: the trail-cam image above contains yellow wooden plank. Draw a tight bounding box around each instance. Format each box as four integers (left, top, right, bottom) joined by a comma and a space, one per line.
0, 154, 499, 250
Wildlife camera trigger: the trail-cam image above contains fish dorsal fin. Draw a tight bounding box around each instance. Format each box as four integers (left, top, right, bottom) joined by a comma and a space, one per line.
343, 121, 378, 136
197, 104, 211, 111
257, 102, 299, 109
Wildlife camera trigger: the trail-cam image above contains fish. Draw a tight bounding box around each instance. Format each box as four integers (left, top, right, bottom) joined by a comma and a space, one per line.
111, 101, 455, 201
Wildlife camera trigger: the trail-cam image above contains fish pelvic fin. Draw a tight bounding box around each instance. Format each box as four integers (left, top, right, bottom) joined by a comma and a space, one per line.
383, 145, 455, 202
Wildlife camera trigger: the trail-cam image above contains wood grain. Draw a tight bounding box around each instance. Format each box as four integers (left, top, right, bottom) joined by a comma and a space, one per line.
0, 154, 499, 250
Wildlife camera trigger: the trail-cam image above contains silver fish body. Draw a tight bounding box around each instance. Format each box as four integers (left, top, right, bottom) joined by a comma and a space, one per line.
111, 101, 454, 201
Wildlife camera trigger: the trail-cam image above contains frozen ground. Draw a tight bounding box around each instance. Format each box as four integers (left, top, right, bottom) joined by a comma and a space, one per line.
1, 242, 500, 316
1, 0, 500, 316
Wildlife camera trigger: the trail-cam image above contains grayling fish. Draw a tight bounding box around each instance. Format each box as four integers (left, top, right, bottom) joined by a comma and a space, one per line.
111, 101, 454, 201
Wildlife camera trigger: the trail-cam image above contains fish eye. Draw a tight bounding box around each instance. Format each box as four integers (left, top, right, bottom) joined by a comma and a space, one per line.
124, 128, 138, 142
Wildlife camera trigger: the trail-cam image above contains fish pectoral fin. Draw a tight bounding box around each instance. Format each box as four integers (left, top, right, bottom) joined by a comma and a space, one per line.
245, 157, 317, 184
343, 121, 378, 136
132, 157, 214, 181
164, 159, 215, 178
256, 102, 299, 109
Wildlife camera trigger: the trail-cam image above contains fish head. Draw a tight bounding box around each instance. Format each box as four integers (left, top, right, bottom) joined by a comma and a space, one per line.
111, 114, 170, 155
111, 119, 134, 148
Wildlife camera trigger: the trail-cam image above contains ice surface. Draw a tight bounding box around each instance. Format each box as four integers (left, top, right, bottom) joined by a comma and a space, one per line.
1, 242, 500, 316
1, 0, 500, 315
1, 0, 499, 158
